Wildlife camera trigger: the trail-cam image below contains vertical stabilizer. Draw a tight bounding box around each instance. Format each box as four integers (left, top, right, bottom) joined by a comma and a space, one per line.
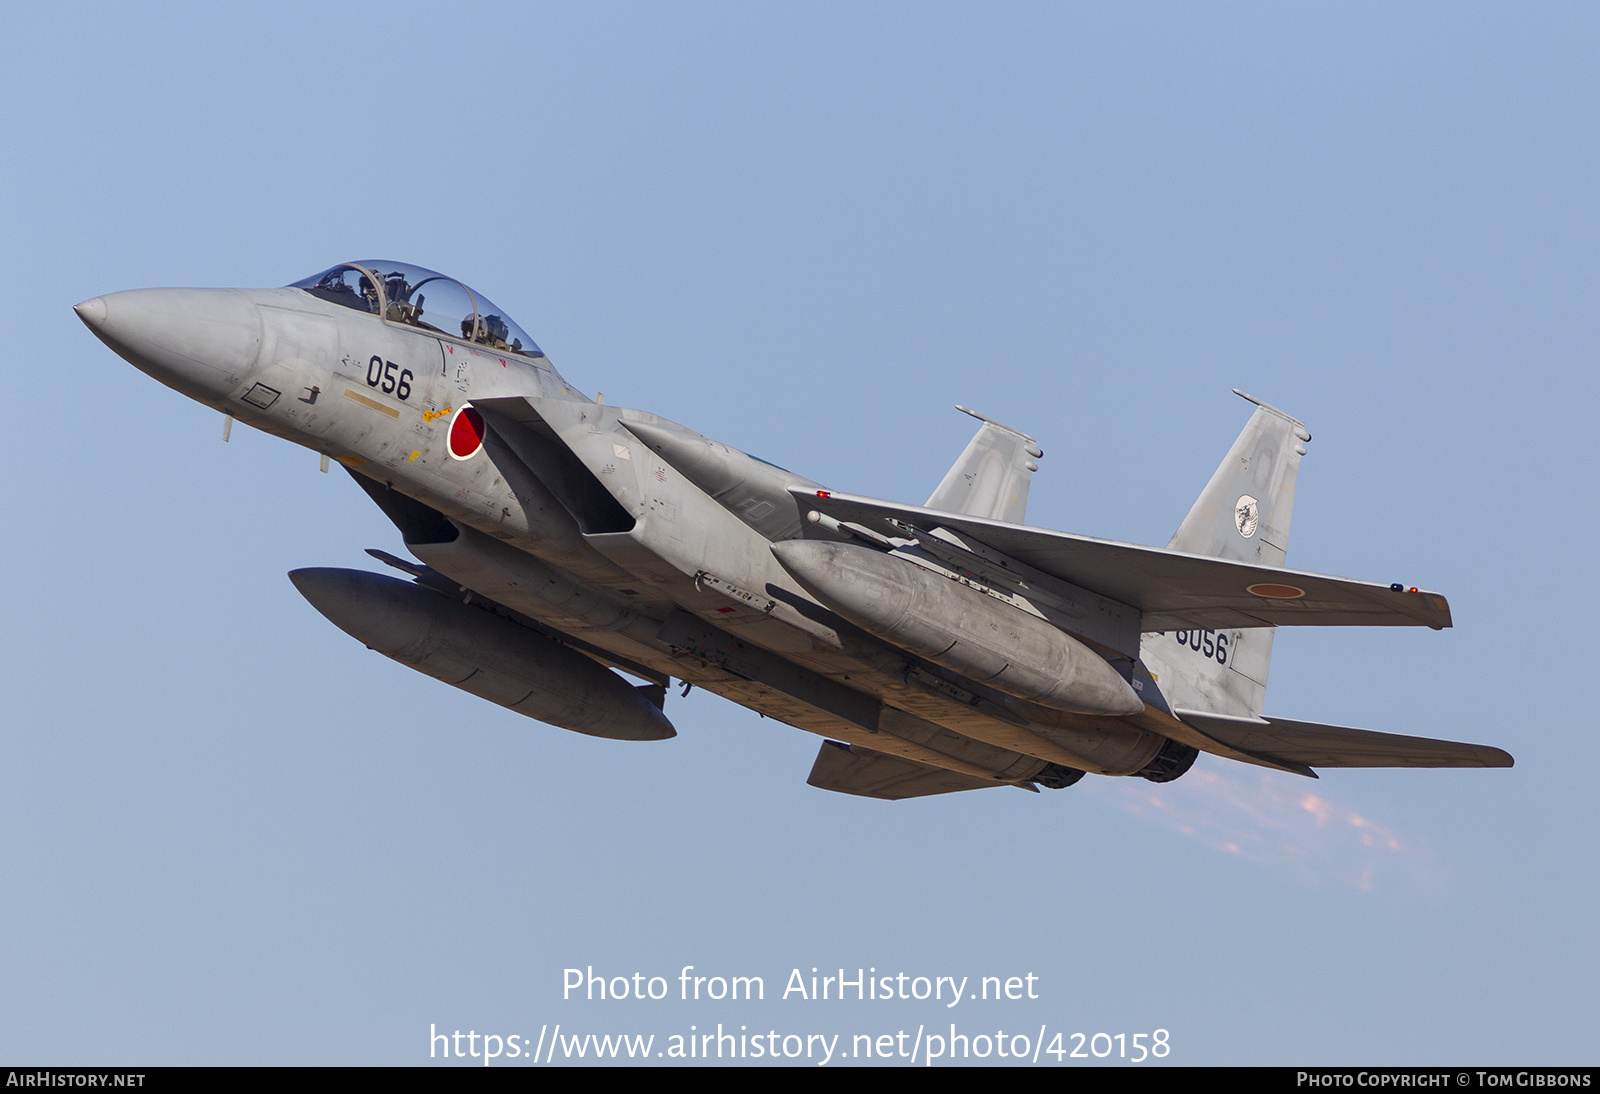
1143, 392, 1311, 719
925, 406, 1043, 524
1168, 390, 1308, 566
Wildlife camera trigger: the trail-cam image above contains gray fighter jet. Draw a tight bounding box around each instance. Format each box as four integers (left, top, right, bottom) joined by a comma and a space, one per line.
75, 261, 1511, 799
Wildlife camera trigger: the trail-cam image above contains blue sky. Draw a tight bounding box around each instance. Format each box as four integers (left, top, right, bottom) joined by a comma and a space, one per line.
2, 2, 1595, 1065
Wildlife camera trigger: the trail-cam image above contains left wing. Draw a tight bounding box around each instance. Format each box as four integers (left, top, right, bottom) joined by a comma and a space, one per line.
795, 489, 1451, 632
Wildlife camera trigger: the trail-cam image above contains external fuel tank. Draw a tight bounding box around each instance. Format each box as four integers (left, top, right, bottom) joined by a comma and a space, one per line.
771, 540, 1143, 718
289, 568, 674, 741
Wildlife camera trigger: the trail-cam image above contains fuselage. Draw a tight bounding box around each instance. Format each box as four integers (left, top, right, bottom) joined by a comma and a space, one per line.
78, 261, 1203, 790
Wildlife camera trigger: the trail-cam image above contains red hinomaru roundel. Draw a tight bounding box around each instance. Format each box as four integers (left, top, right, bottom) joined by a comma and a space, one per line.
447, 405, 485, 460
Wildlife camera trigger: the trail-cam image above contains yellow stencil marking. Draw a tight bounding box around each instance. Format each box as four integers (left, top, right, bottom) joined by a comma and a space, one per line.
421, 406, 455, 422
343, 388, 400, 419
408, 450, 421, 461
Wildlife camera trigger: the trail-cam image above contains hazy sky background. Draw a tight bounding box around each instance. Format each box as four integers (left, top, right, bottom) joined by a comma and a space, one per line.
3, 2, 1595, 1065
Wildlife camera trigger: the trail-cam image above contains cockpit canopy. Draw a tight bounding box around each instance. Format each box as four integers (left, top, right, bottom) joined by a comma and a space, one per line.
289, 261, 544, 359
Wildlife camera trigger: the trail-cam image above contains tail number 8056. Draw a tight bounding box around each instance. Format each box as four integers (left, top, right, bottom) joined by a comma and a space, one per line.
1172, 629, 1229, 664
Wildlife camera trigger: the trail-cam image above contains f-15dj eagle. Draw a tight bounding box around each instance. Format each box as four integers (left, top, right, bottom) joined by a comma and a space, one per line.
76, 261, 1511, 799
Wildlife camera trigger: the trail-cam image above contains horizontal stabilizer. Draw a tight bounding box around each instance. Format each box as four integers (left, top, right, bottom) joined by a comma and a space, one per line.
793, 488, 1451, 632
1175, 709, 1513, 769
806, 740, 1006, 799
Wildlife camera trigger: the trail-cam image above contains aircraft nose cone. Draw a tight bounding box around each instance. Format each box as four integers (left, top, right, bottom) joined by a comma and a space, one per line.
73, 297, 107, 329
78, 287, 263, 405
